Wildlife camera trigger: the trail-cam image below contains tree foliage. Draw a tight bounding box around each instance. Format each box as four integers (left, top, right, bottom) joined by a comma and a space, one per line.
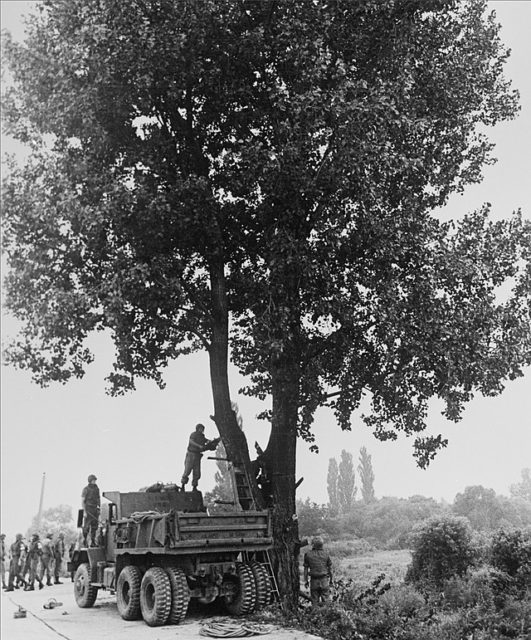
26, 504, 77, 548
453, 485, 504, 530
510, 469, 531, 502
2, 0, 530, 463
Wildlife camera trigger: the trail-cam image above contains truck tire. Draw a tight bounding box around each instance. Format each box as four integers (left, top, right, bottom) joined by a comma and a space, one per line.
140, 566, 172, 627
250, 561, 271, 609
74, 562, 98, 608
116, 565, 142, 621
224, 562, 257, 616
165, 567, 190, 625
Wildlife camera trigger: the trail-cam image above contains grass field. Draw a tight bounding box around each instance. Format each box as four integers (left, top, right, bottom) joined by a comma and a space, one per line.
335, 548, 412, 585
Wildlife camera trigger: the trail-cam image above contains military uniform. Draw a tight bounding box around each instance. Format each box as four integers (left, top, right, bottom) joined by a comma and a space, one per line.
0, 534, 6, 588
25, 535, 43, 590
5, 535, 26, 591
40, 534, 54, 585
303, 538, 333, 604
82, 475, 101, 546
181, 424, 219, 490
53, 534, 65, 584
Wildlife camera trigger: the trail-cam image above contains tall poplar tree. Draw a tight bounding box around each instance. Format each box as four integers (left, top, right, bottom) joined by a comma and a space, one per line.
338, 450, 357, 513
358, 446, 376, 504
327, 457, 339, 514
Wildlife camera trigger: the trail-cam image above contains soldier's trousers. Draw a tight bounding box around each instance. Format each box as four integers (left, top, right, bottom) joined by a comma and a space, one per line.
181, 452, 202, 487
83, 508, 99, 545
54, 555, 63, 580
7, 558, 22, 588
310, 576, 331, 604
39, 556, 53, 583
28, 557, 42, 586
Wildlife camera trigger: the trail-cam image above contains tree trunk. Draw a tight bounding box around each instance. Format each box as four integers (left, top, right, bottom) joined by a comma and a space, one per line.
208, 256, 264, 508
264, 244, 302, 610
266, 359, 301, 610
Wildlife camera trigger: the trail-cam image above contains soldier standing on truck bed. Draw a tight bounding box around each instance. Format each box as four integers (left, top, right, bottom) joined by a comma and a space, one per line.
82, 474, 101, 547
181, 423, 220, 491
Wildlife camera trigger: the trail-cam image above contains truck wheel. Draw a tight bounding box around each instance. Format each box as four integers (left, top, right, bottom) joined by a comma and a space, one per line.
116, 565, 142, 621
165, 567, 190, 625
224, 562, 257, 616
250, 562, 271, 609
140, 567, 172, 627
74, 562, 98, 608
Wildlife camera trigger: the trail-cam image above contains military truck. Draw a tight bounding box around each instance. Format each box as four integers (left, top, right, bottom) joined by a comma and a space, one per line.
69, 487, 274, 627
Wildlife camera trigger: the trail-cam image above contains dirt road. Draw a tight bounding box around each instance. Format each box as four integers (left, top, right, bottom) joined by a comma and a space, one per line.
1, 582, 322, 640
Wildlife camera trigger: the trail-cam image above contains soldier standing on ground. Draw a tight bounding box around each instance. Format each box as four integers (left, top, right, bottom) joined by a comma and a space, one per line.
180, 423, 220, 491
25, 533, 44, 591
53, 532, 65, 584
40, 532, 54, 586
303, 536, 333, 605
0, 534, 6, 589
82, 474, 101, 546
4, 533, 26, 591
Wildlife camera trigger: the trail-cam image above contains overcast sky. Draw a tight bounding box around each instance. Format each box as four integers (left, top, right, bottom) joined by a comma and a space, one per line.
1, 1, 530, 541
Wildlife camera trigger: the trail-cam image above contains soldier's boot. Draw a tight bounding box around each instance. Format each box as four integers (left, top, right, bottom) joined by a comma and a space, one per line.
4, 586, 14, 592
24, 582, 34, 591
47, 578, 53, 586
55, 578, 63, 585
38, 579, 44, 590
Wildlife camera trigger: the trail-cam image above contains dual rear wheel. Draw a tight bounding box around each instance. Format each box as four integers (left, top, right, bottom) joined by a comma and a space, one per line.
116, 565, 189, 627
224, 561, 272, 615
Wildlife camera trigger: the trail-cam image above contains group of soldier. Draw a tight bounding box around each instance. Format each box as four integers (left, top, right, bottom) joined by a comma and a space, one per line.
1, 531, 66, 592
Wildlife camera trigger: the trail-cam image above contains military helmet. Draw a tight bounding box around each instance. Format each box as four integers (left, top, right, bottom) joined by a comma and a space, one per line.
195, 423, 205, 432
312, 536, 324, 549
88, 474, 97, 482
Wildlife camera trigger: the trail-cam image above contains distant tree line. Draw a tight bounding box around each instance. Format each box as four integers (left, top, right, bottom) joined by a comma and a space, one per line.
327, 447, 376, 514
298, 467, 531, 549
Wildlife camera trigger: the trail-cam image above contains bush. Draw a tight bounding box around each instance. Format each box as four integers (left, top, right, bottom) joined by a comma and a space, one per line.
490, 528, 531, 595
405, 515, 477, 589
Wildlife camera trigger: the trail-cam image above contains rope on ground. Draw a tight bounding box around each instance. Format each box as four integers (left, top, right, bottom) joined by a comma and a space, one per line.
200, 620, 274, 637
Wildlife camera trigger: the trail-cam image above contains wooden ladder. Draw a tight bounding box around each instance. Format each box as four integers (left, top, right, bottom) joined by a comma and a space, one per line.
243, 549, 280, 603
229, 462, 258, 511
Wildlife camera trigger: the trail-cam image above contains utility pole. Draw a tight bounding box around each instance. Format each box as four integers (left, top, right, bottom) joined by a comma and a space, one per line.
36, 472, 46, 529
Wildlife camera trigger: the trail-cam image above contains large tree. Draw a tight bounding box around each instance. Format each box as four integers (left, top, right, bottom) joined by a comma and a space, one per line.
2, 0, 531, 604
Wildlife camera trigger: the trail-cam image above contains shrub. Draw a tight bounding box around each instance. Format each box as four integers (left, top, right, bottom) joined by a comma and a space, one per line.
405, 515, 477, 589
490, 528, 531, 595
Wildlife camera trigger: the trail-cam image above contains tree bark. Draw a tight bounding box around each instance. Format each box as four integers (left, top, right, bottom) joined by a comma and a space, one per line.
264, 245, 302, 609
208, 255, 264, 508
